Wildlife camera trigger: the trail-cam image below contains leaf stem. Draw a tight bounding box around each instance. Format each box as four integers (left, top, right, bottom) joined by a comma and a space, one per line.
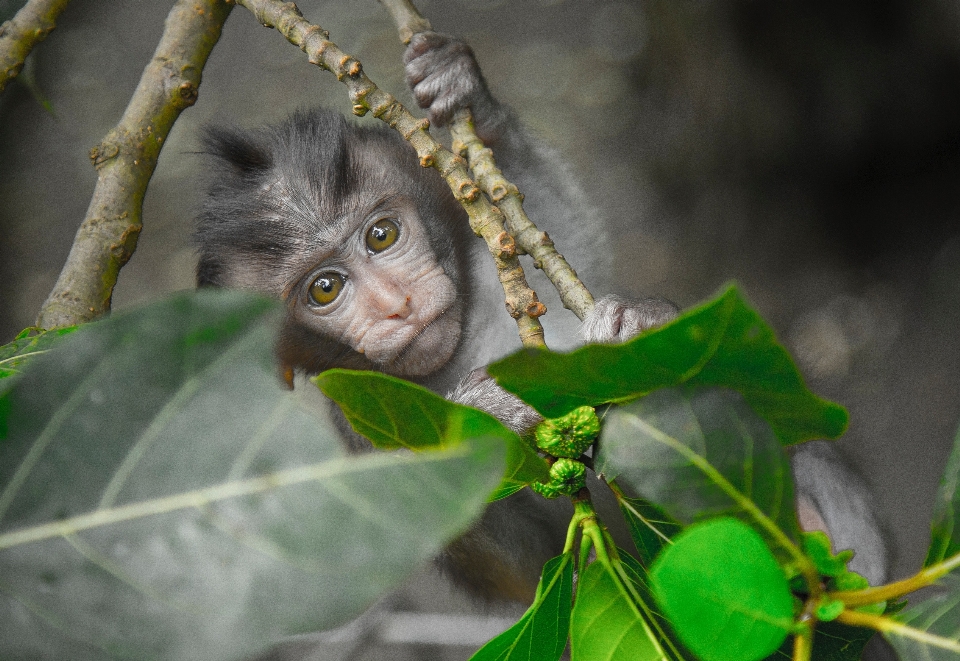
792, 622, 813, 661
836, 609, 960, 653
831, 550, 960, 606
579, 514, 680, 660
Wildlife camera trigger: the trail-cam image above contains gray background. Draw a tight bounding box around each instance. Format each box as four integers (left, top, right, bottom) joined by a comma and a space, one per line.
2, 0, 960, 658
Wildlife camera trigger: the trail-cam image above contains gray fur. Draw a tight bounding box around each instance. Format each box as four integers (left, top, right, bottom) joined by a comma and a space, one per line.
792, 441, 888, 585
579, 294, 680, 344
446, 368, 543, 438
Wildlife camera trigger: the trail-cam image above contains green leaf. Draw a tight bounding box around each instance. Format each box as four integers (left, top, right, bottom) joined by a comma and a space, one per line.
595, 386, 801, 560
470, 553, 573, 661
618, 496, 682, 568
0, 325, 78, 385
0, 290, 505, 661
488, 284, 847, 445
650, 518, 794, 661
925, 423, 960, 567
570, 560, 672, 661
885, 573, 960, 659
315, 369, 548, 496
802, 530, 854, 578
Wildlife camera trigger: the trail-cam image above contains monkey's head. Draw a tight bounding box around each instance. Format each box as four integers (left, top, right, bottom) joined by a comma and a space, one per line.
196, 109, 472, 379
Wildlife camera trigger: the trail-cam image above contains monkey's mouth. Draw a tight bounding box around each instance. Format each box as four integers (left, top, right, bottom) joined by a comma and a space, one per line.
380, 304, 462, 377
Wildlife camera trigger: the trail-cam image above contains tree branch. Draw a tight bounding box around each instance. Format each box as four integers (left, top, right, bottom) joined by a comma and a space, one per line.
235, 0, 547, 348
36, 0, 233, 329
449, 112, 596, 320
379, 0, 596, 321
0, 0, 71, 95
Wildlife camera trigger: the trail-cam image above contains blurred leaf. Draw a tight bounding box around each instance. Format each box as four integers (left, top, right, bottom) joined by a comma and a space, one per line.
570, 560, 672, 661
651, 518, 793, 661
595, 386, 801, 560
470, 553, 573, 661
0, 325, 77, 386
885, 573, 960, 659
315, 369, 548, 497
618, 496, 682, 568
803, 530, 854, 578
488, 284, 847, 445
0, 290, 505, 661
925, 423, 960, 567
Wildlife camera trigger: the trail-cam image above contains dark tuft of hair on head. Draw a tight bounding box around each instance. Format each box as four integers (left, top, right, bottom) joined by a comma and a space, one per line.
200, 126, 273, 174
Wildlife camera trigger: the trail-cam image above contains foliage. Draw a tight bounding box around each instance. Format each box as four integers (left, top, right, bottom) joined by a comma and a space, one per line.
0, 291, 505, 660
2, 284, 960, 661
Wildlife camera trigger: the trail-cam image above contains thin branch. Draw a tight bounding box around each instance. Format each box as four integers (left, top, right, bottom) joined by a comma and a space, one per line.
235, 0, 547, 348
376, 0, 430, 46
379, 0, 596, 321
0, 0, 70, 95
36, 0, 233, 329
449, 111, 596, 319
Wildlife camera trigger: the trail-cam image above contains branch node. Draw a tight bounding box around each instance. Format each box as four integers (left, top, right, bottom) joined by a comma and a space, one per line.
89, 142, 120, 168
457, 181, 481, 202
419, 153, 434, 168
178, 81, 198, 104
351, 104, 368, 116
526, 300, 547, 318
495, 231, 516, 257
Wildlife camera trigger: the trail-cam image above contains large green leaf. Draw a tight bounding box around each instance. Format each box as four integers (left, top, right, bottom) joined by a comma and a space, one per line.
470, 553, 573, 661
570, 560, 672, 661
885, 573, 960, 659
595, 386, 801, 560
315, 369, 548, 497
650, 518, 794, 661
0, 290, 505, 661
925, 423, 960, 567
488, 285, 847, 445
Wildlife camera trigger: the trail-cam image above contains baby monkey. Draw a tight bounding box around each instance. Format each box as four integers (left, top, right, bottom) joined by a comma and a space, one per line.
196, 32, 886, 603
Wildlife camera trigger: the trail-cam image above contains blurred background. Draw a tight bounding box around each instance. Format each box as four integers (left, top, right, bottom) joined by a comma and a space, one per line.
2, 0, 959, 658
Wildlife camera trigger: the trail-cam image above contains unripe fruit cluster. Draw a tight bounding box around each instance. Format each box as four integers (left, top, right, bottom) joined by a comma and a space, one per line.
534, 405, 600, 459
531, 406, 600, 499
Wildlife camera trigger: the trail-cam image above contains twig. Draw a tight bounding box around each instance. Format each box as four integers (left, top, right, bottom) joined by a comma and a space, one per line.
376, 0, 430, 46
235, 0, 547, 348
449, 111, 596, 319
379, 0, 596, 321
35, 0, 233, 329
0, 0, 70, 95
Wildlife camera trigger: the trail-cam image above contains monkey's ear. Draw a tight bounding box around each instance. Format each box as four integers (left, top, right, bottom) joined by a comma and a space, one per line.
201, 126, 273, 173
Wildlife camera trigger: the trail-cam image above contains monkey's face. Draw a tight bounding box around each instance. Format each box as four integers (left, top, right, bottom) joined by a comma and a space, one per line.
285, 199, 463, 377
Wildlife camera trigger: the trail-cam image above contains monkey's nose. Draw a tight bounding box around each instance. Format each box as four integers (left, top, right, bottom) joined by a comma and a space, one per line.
385, 295, 412, 319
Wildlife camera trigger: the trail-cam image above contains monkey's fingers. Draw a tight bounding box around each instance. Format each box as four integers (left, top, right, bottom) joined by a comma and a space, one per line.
579, 295, 679, 344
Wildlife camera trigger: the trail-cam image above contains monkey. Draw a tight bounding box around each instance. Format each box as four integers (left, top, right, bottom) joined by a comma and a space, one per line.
195, 30, 887, 618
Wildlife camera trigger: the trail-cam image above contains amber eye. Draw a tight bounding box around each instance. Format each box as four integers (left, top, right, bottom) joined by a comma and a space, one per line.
309, 272, 345, 306
365, 219, 400, 253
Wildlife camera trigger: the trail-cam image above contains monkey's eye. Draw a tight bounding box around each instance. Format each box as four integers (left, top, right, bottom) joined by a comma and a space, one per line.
309, 272, 345, 306
365, 219, 400, 253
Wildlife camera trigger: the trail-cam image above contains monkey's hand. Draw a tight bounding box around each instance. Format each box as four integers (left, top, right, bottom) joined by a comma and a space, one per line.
447, 368, 543, 437
404, 32, 503, 142
579, 295, 680, 344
